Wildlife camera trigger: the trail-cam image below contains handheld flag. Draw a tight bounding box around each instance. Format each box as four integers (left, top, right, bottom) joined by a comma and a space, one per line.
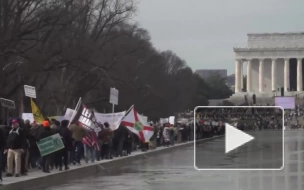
30, 98, 44, 124
121, 107, 154, 143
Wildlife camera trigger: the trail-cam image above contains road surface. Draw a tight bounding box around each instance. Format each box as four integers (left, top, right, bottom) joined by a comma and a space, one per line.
46, 130, 303, 190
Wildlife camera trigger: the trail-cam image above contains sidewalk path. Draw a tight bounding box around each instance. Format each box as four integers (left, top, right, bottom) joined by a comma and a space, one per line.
1, 136, 222, 186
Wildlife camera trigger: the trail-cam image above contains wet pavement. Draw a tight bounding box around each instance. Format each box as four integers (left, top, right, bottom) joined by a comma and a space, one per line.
195, 130, 283, 169
42, 131, 304, 190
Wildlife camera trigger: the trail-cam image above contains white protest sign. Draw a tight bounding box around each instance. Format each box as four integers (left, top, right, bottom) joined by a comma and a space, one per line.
159, 118, 169, 124
169, 116, 175, 125
54, 116, 65, 122
94, 111, 126, 130
140, 114, 148, 124
212, 121, 218, 126
22, 113, 34, 123
64, 108, 75, 120
177, 118, 188, 124
109, 88, 119, 105
0, 98, 15, 109
24, 85, 36, 98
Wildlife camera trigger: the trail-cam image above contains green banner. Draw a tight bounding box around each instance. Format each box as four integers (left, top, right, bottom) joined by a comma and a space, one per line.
37, 133, 65, 156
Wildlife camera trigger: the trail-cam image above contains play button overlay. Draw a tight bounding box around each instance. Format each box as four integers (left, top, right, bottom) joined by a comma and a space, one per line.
194, 106, 284, 171
225, 123, 254, 154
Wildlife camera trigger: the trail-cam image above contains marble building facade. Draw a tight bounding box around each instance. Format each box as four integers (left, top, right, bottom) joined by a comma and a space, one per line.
233, 32, 304, 98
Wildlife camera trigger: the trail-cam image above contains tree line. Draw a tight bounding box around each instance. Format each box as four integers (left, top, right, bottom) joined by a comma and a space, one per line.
0, 0, 232, 121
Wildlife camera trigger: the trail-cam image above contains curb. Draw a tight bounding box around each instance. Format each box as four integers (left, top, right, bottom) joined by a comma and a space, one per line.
1, 135, 223, 190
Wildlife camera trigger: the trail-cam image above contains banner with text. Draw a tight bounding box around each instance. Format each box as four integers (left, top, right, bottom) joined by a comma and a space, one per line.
160, 118, 169, 124
72, 104, 101, 133
94, 111, 126, 130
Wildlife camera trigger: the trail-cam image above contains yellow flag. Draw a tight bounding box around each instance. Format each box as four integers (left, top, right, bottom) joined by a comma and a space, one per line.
31, 98, 44, 124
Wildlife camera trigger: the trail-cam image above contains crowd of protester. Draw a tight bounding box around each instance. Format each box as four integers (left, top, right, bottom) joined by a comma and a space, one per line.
284, 104, 304, 129
0, 116, 224, 184
196, 107, 283, 131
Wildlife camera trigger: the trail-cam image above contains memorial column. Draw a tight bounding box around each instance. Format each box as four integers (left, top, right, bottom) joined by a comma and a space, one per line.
240, 61, 243, 91
259, 59, 264, 92
271, 59, 277, 91
297, 58, 303, 91
235, 59, 241, 93
284, 58, 290, 92
246, 59, 252, 92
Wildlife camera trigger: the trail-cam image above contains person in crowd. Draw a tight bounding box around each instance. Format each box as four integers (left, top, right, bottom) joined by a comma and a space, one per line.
40, 120, 53, 173
0, 124, 10, 174
156, 126, 163, 146
82, 130, 97, 163
50, 119, 57, 129
96, 124, 103, 161
149, 125, 157, 150
0, 124, 6, 184
169, 125, 175, 146
69, 124, 86, 165
21, 119, 31, 175
5, 120, 26, 177
29, 121, 43, 169
163, 124, 170, 147
113, 125, 127, 157
49, 120, 60, 170
125, 130, 133, 154
56, 120, 73, 171
101, 122, 113, 159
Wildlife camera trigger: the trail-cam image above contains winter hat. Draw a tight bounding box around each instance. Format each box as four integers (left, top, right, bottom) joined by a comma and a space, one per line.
12, 119, 19, 124
42, 120, 50, 127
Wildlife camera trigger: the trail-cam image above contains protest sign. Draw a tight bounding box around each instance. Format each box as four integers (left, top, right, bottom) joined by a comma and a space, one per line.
24, 85, 36, 98
22, 113, 34, 123
159, 118, 169, 124
37, 134, 64, 156
94, 111, 126, 130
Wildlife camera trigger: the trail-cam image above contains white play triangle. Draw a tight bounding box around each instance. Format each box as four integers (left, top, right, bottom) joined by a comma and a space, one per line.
225, 123, 255, 154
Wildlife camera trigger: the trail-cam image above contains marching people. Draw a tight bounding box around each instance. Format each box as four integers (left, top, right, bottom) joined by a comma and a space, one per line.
29, 121, 43, 169
100, 122, 113, 159
82, 130, 97, 163
0, 125, 5, 184
163, 124, 170, 147
55, 120, 73, 171
5, 120, 26, 177
21, 119, 31, 175
69, 124, 86, 165
40, 120, 53, 173
0, 109, 226, 180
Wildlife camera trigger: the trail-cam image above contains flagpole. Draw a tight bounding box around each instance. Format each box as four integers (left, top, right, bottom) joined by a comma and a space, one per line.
112, 103, 115, 129
125, 105, 134, 115
67, 97, 82, 128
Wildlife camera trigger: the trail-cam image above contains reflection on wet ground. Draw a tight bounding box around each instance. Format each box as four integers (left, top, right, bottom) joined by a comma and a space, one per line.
195, 131, 283, 169
46, 131, 304, 190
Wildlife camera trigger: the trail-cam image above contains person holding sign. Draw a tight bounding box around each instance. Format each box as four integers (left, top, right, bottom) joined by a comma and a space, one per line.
40, 121, 53, 173
55, 120, 73, 171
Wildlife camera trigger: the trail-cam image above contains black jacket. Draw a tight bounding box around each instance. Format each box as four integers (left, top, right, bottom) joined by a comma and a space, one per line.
40, 127, 53, 139
58, 126, 73, 149
0, 127, 5, 150
6, 127, 26, 149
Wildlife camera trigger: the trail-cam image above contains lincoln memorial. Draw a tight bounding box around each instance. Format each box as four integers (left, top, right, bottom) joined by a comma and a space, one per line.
233, 32, 304, 98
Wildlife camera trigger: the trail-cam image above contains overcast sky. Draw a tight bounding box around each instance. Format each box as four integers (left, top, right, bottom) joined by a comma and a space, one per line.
134, 0, 304, 74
